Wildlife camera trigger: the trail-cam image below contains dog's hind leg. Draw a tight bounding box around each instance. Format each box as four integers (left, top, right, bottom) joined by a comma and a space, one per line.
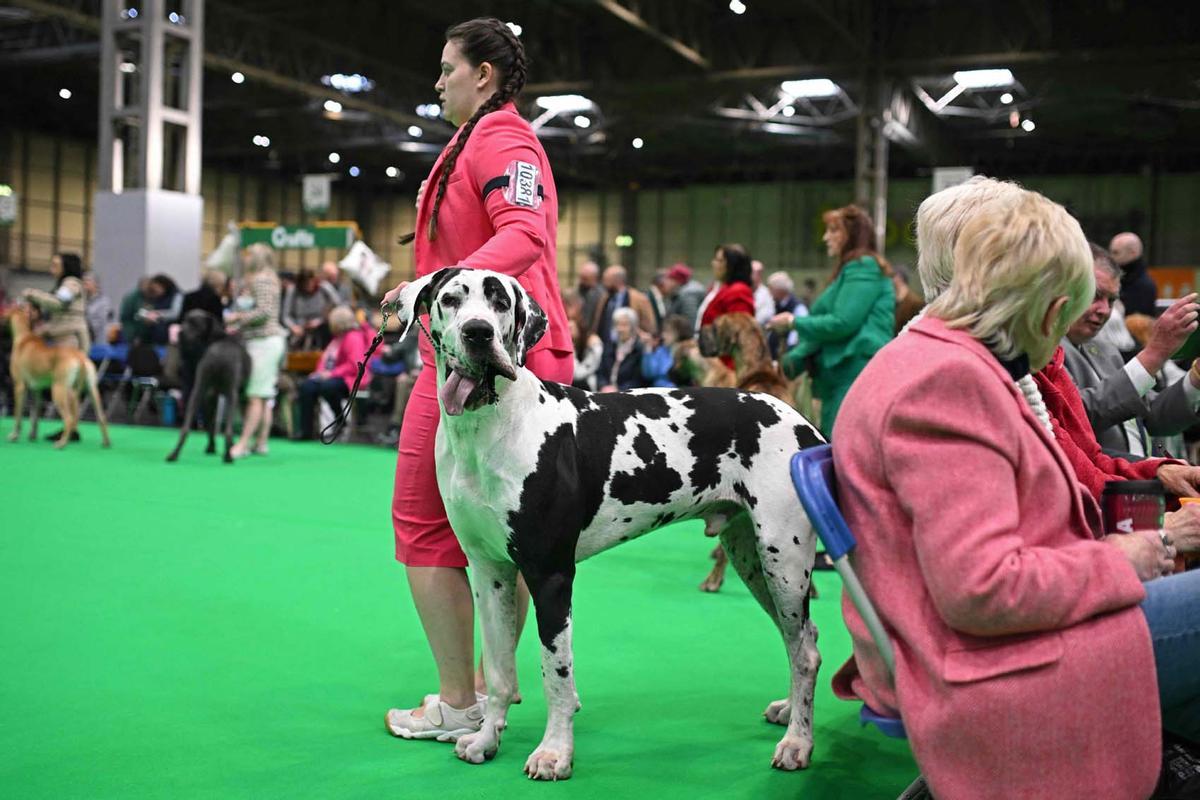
50, 382, 73, 449
521, 566, 578, 781
750, 509, 820, 771
223, 366, 241, 463
83, 360, 111, 447
167, 370, 204, 462
455, 558, 519, 766
27, 389, 41, 441
203, 393, 218, 454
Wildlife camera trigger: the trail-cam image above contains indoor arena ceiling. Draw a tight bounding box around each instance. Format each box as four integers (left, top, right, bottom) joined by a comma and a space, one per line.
4, 0, 1200, 189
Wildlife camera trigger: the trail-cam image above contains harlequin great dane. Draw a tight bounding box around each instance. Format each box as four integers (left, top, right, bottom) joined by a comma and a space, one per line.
391, 267, 824, 781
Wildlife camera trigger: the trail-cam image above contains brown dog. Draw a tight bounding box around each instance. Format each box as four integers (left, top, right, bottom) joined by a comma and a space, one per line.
7, 305, 111, 448
697, 313, 813, 593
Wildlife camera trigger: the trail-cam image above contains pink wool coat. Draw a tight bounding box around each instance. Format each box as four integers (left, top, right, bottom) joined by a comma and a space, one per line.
830, 316, 1161, 800
414, 102, 570, 360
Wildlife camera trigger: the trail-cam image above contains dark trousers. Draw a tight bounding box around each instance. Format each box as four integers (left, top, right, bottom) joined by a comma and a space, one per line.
298, 377, 349, 439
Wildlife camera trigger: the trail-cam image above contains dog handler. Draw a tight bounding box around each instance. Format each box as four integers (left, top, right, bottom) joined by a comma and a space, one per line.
381, 17, 572, 739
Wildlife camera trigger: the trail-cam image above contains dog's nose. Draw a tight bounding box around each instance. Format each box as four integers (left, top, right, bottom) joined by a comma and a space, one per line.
461, 319, 495, 346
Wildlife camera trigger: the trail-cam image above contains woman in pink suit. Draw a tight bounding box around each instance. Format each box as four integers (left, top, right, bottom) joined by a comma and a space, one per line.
380, 18, 573, 740
832, 191, 1200, 799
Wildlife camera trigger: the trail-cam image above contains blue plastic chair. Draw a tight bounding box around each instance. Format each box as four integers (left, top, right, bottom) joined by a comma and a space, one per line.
790, 444, 906, 739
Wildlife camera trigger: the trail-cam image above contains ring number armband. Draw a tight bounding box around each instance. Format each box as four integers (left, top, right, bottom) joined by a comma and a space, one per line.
482, 160, 545, 209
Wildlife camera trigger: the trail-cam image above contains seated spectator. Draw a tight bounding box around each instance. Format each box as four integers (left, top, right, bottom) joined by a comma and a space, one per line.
833, 190, 1200, 800
282, 268, 340, 349
765, 271, 804, 359
571, 318, 604, 391
137, 274, 183, 345
750, 259, 775, 327
118, 278, 152, 344
698, 244, 757, 371
376, 326, 422, 445
1112, 231, 1157, 317
295, 306, 371, 441
321, 260, 356, 306
597, 265, 658, 340
662, 263, 707, 331
1063, 244, 1200, 459
598, 307, 646, 391
181, 269, 228, 320
642, 314, 696, 388
82, 270, 114, 346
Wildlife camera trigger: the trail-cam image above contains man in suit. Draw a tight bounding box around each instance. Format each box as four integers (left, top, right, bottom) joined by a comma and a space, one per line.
595, 264, 658, 340
1062, 243, 1200, 458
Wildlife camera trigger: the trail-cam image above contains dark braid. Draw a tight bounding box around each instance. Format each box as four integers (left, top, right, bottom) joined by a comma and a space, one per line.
427, 18, 529, 241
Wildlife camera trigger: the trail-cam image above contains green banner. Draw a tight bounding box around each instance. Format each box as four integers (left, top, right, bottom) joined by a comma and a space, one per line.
239, 223, 357, 250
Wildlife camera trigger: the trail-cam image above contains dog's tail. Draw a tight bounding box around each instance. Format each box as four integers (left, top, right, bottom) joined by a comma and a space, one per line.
81, 357, 112, 448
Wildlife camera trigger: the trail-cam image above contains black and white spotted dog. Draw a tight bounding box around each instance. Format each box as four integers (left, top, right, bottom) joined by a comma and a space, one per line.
392, 268, 825, 780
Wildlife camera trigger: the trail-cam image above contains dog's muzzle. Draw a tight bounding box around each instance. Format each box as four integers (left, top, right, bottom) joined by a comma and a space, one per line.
439, 319, 517, 416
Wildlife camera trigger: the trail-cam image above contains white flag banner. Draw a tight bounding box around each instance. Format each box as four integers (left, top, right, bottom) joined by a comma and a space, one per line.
339, 240, 391, 295
206, 222, 240, 273
303, 174, 332, 214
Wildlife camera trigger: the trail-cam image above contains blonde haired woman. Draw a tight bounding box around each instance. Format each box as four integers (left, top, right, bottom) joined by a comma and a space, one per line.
831, 191, 1199, 799
227, 243, 286, 458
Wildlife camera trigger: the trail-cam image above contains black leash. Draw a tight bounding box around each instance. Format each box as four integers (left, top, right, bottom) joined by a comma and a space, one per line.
320, 307, 392, 445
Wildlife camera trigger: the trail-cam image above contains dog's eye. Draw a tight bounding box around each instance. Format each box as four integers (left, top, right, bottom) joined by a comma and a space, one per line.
440, 294, 460, 309
493, 297, 510, 312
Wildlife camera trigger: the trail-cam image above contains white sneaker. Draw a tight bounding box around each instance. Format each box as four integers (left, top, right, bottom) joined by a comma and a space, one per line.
385, 697, 484, 742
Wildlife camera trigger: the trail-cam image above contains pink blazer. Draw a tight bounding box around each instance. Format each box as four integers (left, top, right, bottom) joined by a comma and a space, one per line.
414, 103, 571, 365
831, 316, 1160, 800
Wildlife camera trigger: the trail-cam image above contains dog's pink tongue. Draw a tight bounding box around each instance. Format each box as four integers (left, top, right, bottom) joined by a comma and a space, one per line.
439, 370, 478, 416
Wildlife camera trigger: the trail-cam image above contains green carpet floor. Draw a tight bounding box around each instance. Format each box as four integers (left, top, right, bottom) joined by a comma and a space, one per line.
0, 421, 916, 799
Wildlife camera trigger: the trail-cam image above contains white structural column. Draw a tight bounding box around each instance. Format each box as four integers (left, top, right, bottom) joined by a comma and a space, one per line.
95, 0, 205, 301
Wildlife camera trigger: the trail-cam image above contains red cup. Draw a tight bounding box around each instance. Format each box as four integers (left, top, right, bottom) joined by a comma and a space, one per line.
1101, 480, 1165, 535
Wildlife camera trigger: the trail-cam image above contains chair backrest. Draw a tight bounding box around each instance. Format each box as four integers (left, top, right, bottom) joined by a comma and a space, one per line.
790, 444, 897, 681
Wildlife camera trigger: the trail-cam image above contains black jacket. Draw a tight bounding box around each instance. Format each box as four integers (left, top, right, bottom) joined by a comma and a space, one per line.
1119, 257, 1158, 317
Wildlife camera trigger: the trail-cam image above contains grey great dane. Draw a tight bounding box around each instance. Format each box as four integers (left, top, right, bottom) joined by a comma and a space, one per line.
391, 267, 824, 780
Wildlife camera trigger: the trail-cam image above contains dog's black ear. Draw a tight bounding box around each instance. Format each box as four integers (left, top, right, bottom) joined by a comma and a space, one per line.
510, 279, 547, 367
390, 267, 462, 342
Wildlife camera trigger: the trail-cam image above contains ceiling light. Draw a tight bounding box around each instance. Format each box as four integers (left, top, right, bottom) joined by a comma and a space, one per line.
385, 166, 400, 178
573, 115, 591, 128
632, 137, 644, 149
1021, 118, 1036, 132
729, 0, 747, 14
323, 99, 343, 114
321, 73, 374, 94
506, 22, 522, 36
328, 152, 341, 164
781, 78, 840, 98
58, 88, 72, 100
167, 11, 182, 24
781, 105, 796, 117
536, 94, 594, 114
252, 135, 270, 147
952, 68, 1015, 89
119, 61, 137, 74
1000, 92, 1014, 104
348, 166, 360, 177
121, 7, 138, 19
231, 71, 245, 84
416, 103, 441, 118
407, 125, 423, 137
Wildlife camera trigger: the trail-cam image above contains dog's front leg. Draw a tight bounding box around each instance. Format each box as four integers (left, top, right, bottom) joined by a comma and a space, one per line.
7, 382, 26, 441
455, 558, 519, 766
523, 569, 578, 781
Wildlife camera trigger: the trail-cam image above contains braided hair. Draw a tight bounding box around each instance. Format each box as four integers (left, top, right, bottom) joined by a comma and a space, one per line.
427, 18, 529, 241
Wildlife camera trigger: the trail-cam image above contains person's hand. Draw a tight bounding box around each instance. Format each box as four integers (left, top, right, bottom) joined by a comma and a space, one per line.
382, 280, 410, 310
769, 311, 794, 333
144, 310, 161, 322
1164, 504, 1200, 554
1156, 463, 1200, 498
1104, 530, 1176, 580
1138, 293, 1199, 374
288, 323, 303, 337
599, 384, 616, 393
305, 318, 322, 329
415, 180, 428, 209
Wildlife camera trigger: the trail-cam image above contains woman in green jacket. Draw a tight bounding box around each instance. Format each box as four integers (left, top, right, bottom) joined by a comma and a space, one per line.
771, 205, 895, 438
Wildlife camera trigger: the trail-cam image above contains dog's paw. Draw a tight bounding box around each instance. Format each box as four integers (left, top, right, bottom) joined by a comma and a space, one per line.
455, 729, 499, 764
53, 438, 68, 449
770, 733, 813, 771
698, 576, 723, 593
166, 453, 178, 462
524, 745, 573, 780
6, 432, 17, 442
763, 698, 790, 726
